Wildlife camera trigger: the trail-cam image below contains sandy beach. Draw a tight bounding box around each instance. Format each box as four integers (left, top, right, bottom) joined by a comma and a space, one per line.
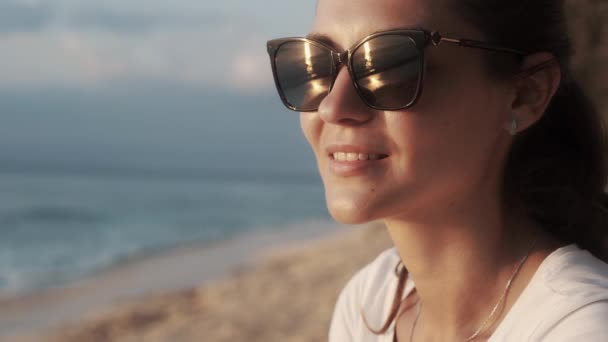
4, 221, 393, 342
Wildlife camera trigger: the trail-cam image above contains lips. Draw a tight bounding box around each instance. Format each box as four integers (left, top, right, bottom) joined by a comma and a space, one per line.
325, 144, 389, 177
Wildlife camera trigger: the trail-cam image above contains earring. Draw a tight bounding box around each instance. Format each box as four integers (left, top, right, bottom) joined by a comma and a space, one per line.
509, 115, 518, 136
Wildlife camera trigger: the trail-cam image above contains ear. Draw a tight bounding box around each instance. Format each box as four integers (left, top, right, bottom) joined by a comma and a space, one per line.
508, 52, 562, 134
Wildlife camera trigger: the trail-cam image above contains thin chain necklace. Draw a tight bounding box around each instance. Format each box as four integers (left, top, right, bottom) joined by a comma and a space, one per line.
408, 239, 537, 342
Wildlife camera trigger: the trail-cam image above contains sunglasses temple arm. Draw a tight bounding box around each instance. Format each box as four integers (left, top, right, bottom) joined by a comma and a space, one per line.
432, 32, 527, 56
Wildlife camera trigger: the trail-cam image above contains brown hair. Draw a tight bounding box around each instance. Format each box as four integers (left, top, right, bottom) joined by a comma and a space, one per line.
365, 0, 608, 334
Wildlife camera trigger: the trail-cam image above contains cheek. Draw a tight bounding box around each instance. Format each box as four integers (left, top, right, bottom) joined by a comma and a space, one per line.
386, 79, 509, 201
300, 113, 323, 156
416, 66, 507, 148
423, 62, 508, 133
300, 113, 316, 145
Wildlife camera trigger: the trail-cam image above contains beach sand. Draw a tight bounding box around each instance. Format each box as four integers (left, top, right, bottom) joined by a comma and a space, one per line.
5, 221, 393, 342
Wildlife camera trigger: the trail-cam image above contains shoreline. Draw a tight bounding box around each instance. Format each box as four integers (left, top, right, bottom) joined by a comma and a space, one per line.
0, 219, 357, 340
6, 220, 393, 342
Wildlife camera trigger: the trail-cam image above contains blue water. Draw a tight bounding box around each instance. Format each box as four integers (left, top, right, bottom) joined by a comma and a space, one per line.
0, 170, 328, 296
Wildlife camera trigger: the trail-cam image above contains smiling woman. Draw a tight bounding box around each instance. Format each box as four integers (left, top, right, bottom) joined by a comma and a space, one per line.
267, 0, 608, 341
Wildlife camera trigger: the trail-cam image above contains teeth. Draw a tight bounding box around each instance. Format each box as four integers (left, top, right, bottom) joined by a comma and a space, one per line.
332, 152, 384, 161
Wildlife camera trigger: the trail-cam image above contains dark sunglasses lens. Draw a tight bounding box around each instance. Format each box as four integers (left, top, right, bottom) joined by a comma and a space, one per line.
274, 41, 333, 111
352, 35, 421, 109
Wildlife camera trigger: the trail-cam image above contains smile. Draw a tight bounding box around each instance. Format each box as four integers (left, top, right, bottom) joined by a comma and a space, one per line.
331, 152, 389, 161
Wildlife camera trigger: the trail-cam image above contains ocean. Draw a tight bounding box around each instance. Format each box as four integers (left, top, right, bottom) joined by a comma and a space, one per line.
0, 169, 329, 297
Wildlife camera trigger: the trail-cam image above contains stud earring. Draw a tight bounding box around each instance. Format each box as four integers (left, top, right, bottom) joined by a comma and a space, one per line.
509, 115, 518, 136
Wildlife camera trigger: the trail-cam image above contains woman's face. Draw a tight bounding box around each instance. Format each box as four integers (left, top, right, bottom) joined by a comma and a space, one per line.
302, 0, 515, 224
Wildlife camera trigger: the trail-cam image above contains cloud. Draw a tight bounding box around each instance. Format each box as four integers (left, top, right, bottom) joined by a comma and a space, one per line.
0, 0, 315, 34
0, 1, 243, 33
226, 34, 275, 92
0, 1, 315, 93
0, 1, 53, 32
229, 53, 274, 92
0, 31, 129, 85
66, 8, 227, 33
0, 29, 269, 90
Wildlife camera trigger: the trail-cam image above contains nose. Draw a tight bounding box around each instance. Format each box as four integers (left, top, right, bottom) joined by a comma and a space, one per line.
317, 67, 375, 125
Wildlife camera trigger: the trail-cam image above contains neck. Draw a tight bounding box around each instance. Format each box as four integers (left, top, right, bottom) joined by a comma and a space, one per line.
385, 192, 547, 340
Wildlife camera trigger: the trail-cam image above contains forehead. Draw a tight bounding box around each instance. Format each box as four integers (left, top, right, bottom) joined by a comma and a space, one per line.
311, 0, 455, 49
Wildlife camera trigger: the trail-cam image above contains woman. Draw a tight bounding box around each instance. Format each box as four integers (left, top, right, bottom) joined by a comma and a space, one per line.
266, 0, 608, 341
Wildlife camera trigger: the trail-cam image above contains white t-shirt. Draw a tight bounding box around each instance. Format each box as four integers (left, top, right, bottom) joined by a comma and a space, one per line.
329, 244, 608, 341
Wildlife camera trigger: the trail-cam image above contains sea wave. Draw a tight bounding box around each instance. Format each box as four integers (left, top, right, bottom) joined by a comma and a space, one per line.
0, 206, 105, 225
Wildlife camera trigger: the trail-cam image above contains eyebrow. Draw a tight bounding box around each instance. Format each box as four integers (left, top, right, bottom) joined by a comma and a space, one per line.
305, 32, 341, 50
306, 26, 427, 50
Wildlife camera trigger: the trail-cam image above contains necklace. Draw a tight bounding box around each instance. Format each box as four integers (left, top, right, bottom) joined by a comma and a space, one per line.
408, 239, 536, 342
408, 300, 422, 342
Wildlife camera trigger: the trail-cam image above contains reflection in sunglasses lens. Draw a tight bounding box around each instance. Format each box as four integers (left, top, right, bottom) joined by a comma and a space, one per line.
352, 35, 421, 109
275, 41, 333, 111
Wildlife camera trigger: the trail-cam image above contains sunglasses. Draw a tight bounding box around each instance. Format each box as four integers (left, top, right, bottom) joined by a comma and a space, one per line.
267, 29, 527, 112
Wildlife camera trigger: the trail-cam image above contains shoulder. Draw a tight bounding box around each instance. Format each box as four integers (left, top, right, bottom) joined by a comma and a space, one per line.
494, 244, 608, 341
541, 299, 608, 341
538, 244, 608, 341
338, 247, 402, 305
329, 247, 404, 341
541, 244, 608, 299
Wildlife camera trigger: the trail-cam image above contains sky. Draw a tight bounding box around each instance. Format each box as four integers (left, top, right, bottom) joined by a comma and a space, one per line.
0, 0, 313, 90
0, 0, 319, 176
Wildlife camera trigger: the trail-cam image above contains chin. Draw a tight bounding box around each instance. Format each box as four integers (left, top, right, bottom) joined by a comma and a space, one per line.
329, 210, 376, 225
325, 195, 381, 225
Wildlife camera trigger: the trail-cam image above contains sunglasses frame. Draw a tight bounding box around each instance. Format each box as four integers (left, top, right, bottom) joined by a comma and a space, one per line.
267, 28, 528, 112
